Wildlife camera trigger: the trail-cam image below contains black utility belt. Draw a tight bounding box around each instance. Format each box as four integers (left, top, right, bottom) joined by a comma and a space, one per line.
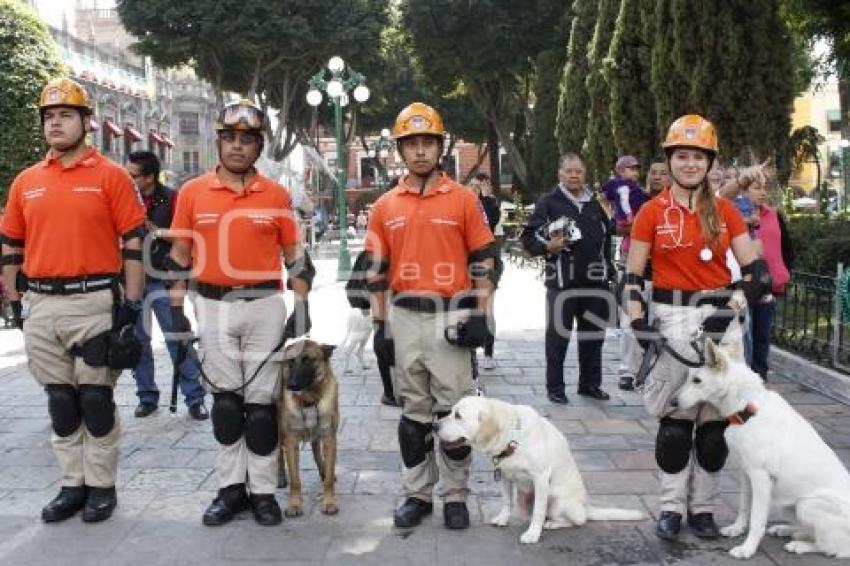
195, 280, 280, 302
393, 294, 477, 313
652, 285, 735, 308
27, 274, 117, 295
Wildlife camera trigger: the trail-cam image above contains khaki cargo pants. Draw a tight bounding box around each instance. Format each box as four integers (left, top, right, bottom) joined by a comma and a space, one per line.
194, 292, 286, 495
644, 302, 744, 516
23, 289, 121, 488
391, 305, 475, 504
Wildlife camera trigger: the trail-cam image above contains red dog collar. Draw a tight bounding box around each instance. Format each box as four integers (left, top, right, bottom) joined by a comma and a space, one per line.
727, 402, 758, 425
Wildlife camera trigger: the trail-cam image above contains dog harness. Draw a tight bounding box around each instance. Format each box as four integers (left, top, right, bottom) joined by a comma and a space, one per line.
726, 402, 758, 425
287, 374, 333, 440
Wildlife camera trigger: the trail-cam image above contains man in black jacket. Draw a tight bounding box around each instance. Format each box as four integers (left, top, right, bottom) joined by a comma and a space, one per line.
126, 151, 207, 420
521, 153, 614, 404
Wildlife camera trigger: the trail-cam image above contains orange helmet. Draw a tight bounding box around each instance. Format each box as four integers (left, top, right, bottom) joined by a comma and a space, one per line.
38, 78, 91, 114
215, 98, 264, 132
392, 102, 445, 140
662, 114, 718, 154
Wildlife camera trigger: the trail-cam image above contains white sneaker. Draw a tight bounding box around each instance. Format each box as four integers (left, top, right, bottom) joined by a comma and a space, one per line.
481, 356, 496, 370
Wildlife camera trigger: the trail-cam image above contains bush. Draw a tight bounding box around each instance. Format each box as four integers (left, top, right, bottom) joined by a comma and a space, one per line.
0, 0, 65, 202
785, 216, 850, 276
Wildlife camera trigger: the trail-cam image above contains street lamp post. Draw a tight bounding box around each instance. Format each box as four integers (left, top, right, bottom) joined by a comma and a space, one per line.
306, 56, 370, 280
367, 128, 393, 192
840, 138, 850, 214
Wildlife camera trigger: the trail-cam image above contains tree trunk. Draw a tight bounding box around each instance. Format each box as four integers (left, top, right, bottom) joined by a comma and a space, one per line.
487, 123, 500, 187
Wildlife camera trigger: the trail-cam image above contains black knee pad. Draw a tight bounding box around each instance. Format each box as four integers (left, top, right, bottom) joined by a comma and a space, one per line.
211, 392, 245, 446
655, 417, 694, 474
694, 420, 729, 472
398, 416, 434, 469
245, 403, 278, 456
441, 442, 472, 461
78, 384, 115, 438
45, 384, 81, 437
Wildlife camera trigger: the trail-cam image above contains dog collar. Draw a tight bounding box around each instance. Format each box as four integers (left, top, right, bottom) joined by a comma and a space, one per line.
292, 391, 318, 408
492, 441, 518, 464
727, 402, 758, 425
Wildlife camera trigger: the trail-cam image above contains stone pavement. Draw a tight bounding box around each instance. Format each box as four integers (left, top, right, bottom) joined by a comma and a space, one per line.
1, 261, 849, 566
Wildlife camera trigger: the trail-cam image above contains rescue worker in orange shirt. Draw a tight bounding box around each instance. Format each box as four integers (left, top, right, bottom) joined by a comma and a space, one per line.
365, 102, 498, 530
1, 78, 146, 523
624, 115, 771, 541
166, 99, 314, 527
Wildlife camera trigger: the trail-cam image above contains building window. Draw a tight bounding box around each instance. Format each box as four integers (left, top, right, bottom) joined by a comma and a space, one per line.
827, 110, 842, 133
192, 151, 200, 173
179, 112, 199, 135
359, 157, 375, 187
102, 128, 112, 154
183, 151, 191, 173
499, 150, 513, 185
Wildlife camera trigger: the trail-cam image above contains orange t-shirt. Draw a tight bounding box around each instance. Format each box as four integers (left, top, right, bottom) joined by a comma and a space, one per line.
365, 173, 494, 297
0, 147, 145, 278
631, 188, 747, 291
170, 169, 300, 286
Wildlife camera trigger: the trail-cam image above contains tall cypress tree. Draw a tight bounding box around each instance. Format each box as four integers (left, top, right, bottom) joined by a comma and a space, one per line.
607, 0, 658, 167
532, 49, 568, 192
650, 0, 693, 141
555, 0, 598, 157
584, 0, 620, 183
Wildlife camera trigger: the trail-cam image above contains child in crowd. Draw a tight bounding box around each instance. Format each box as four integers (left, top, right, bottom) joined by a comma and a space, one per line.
601, 155, 647, 257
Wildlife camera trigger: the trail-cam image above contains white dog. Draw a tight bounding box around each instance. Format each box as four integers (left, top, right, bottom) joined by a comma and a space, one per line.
337, 308, 372, 373
676, 339, 850, 559
437, 396, 645, 544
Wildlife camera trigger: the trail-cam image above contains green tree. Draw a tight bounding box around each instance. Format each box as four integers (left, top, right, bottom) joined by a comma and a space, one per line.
607, 0, 658, 168
583, 0, 619, 183
650, 1, 795, 164
787, 125, 825, 193
0, 0, 65, 201
117, 0, 389, 161
530, 48, 567, 190
401, 0, 567, 192
556, 0, 598, 157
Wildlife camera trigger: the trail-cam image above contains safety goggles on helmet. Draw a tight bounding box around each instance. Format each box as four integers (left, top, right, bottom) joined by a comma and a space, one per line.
38, 78, 92, 114
216, 99, 264, 132
392, 102, 446, 140
662, 114, 718, 154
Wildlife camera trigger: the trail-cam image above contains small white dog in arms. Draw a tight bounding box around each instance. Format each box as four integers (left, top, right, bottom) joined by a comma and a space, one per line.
437, 395, 645, 544
676, 339, 850, 559
337, 308, 373, 373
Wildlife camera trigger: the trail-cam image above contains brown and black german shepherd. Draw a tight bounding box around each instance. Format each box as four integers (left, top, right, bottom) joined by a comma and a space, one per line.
278, 340, 339, 516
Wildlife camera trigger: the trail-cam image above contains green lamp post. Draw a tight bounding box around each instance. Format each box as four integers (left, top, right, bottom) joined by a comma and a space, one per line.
306, 56, 370, 280
367, 128, 394, 192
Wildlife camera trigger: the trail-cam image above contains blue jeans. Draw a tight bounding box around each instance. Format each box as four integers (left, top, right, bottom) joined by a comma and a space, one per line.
750, 301, 775, 377
133, 279, 205, 407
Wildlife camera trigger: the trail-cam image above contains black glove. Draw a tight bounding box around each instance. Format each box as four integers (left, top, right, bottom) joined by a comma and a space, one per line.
284, 299, 311, 340
10, 300, 24, 330
170, 305, 193, 335
114, 299, 142, 329
373, 319, 395, 367
701, 306, 737, 343
630, 318, 664, 351
445, 312, 493, 348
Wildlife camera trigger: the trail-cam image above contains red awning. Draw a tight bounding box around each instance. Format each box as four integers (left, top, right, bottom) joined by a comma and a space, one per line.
88, 118, 100, 131
160, 133, 175, 148
125, 125, 143, 142
149, 130, 164, 144
103, 120, 122, 137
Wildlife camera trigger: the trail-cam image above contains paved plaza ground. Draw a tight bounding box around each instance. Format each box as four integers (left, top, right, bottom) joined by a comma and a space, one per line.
0, 259, 848, 565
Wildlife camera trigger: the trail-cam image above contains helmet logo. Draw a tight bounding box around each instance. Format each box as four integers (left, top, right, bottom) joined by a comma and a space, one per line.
410, 116, 430, 130
46, 88, 64, 103
684, 127, 697, 140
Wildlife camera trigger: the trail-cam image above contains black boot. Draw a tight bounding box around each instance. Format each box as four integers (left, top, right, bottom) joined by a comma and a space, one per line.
393, 497, 433, 528
656, 510, 682, 541
443, 501, 470, 530
687, 512, 720, 539
82, 486, 117, 523
203, 484, 249, 526
249, 494, 282, 526
41, 486, 87, 523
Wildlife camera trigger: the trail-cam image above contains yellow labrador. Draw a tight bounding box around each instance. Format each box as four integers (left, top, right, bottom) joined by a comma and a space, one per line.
437, 396, 645, 543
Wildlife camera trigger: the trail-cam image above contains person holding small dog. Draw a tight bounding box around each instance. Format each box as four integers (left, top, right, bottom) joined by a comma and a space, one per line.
365, 102, 497, 530
166, 99, 314, 527
623, 114, 772, 541
520, 153, 614, 404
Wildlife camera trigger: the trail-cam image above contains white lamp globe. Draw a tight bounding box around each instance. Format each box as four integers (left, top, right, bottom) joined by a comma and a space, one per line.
306, 89, 323, 107
327, 79, 343, 98
353, 84, 370, 103
328, 56, 345, 73
380, 128, 391, 138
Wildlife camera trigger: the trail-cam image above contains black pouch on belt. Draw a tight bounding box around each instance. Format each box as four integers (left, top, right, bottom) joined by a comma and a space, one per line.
75, 331, 112, 367
107, 324, 142, 369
